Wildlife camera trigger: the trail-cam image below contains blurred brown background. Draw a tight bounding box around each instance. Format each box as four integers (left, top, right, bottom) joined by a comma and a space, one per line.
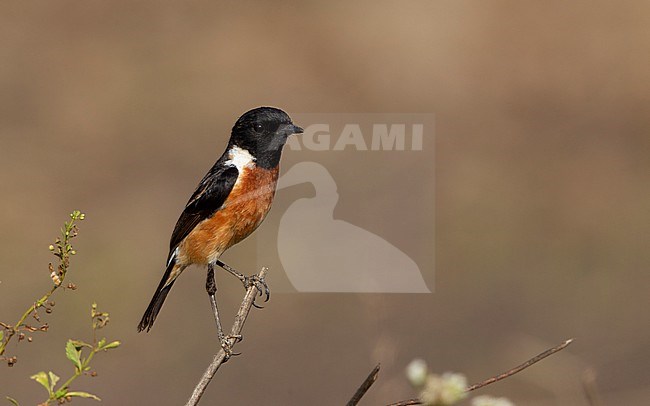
1, 1, 649, 405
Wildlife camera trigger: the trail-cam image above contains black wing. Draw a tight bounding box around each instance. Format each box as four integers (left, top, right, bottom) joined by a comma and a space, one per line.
167, 165, 239, 261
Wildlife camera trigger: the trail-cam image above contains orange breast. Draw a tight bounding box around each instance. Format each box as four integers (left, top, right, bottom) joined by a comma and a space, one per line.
178, 165, 279, 265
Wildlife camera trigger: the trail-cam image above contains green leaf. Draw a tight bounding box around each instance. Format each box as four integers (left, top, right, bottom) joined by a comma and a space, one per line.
30, 371, 51, 395
97, 338, 106, 349
101, 340, 121, 350
0, 330, 4, 342
5, 396, 20, 406
65, 340, 82, 371
66, 392, 100, 401
48, 371, 59, 393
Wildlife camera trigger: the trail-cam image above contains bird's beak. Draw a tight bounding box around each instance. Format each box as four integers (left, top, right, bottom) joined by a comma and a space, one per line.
281, 123, 303, 136
290, 124, 304, 135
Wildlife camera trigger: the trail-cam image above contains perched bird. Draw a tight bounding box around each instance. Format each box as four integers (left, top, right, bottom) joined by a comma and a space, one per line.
138, 107, 303, 342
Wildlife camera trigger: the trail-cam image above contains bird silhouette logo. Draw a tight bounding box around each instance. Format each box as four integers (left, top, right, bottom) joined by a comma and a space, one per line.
276, 161, 430, 293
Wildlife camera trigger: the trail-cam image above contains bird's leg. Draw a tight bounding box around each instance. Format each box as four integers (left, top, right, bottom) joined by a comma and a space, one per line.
206, 264, 241, 357
206, 264, 225, 340
216, 259, 270, 304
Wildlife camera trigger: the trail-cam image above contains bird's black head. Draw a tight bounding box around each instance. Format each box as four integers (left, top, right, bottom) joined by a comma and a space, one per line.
229, 107, 303, 169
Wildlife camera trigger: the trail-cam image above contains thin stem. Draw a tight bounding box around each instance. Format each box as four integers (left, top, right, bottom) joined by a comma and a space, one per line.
0, 286, 57, 356
465, 338, 574, 392
185, 267, 268, 406
386, 338, 575, 406
347, 364, 381, 406
0, 212, 81, 357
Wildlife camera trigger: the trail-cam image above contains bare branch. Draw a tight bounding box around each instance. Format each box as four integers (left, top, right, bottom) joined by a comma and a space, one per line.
386, 400, 422, 406
185, 267, 268, 406
465, 338, 574, 392
347, 364, 381, 406
387, 338, 574, 406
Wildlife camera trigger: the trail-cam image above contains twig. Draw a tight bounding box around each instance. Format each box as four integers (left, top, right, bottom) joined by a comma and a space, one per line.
465, 338, 574, 392
0, 211, 84, 359
347, 364, 381, 406
387, 338, 574, 406
185, 267, 268, 406
0, 288, 56, 356
386, 400, 421, 406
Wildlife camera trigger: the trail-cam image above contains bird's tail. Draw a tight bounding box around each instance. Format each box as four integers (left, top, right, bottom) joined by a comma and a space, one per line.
137, 259, 181, 332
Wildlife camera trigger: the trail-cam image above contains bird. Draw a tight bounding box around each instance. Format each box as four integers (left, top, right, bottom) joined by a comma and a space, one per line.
137, 107, 303, 344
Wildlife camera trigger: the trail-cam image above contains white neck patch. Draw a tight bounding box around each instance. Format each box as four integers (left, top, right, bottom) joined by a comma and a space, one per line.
226, 146, 255, 172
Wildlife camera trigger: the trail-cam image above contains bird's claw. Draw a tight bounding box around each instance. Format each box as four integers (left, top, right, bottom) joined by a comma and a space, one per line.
242, 274, 270, 304
218, 334, 243, 361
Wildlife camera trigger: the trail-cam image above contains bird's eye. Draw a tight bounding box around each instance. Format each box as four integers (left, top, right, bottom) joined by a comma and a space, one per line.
253, 123, 264, 133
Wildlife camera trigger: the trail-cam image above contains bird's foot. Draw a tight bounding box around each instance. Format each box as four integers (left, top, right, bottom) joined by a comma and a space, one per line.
218, 333, 243, 361
217, 261, 270, 305
241, 274, 270, 305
